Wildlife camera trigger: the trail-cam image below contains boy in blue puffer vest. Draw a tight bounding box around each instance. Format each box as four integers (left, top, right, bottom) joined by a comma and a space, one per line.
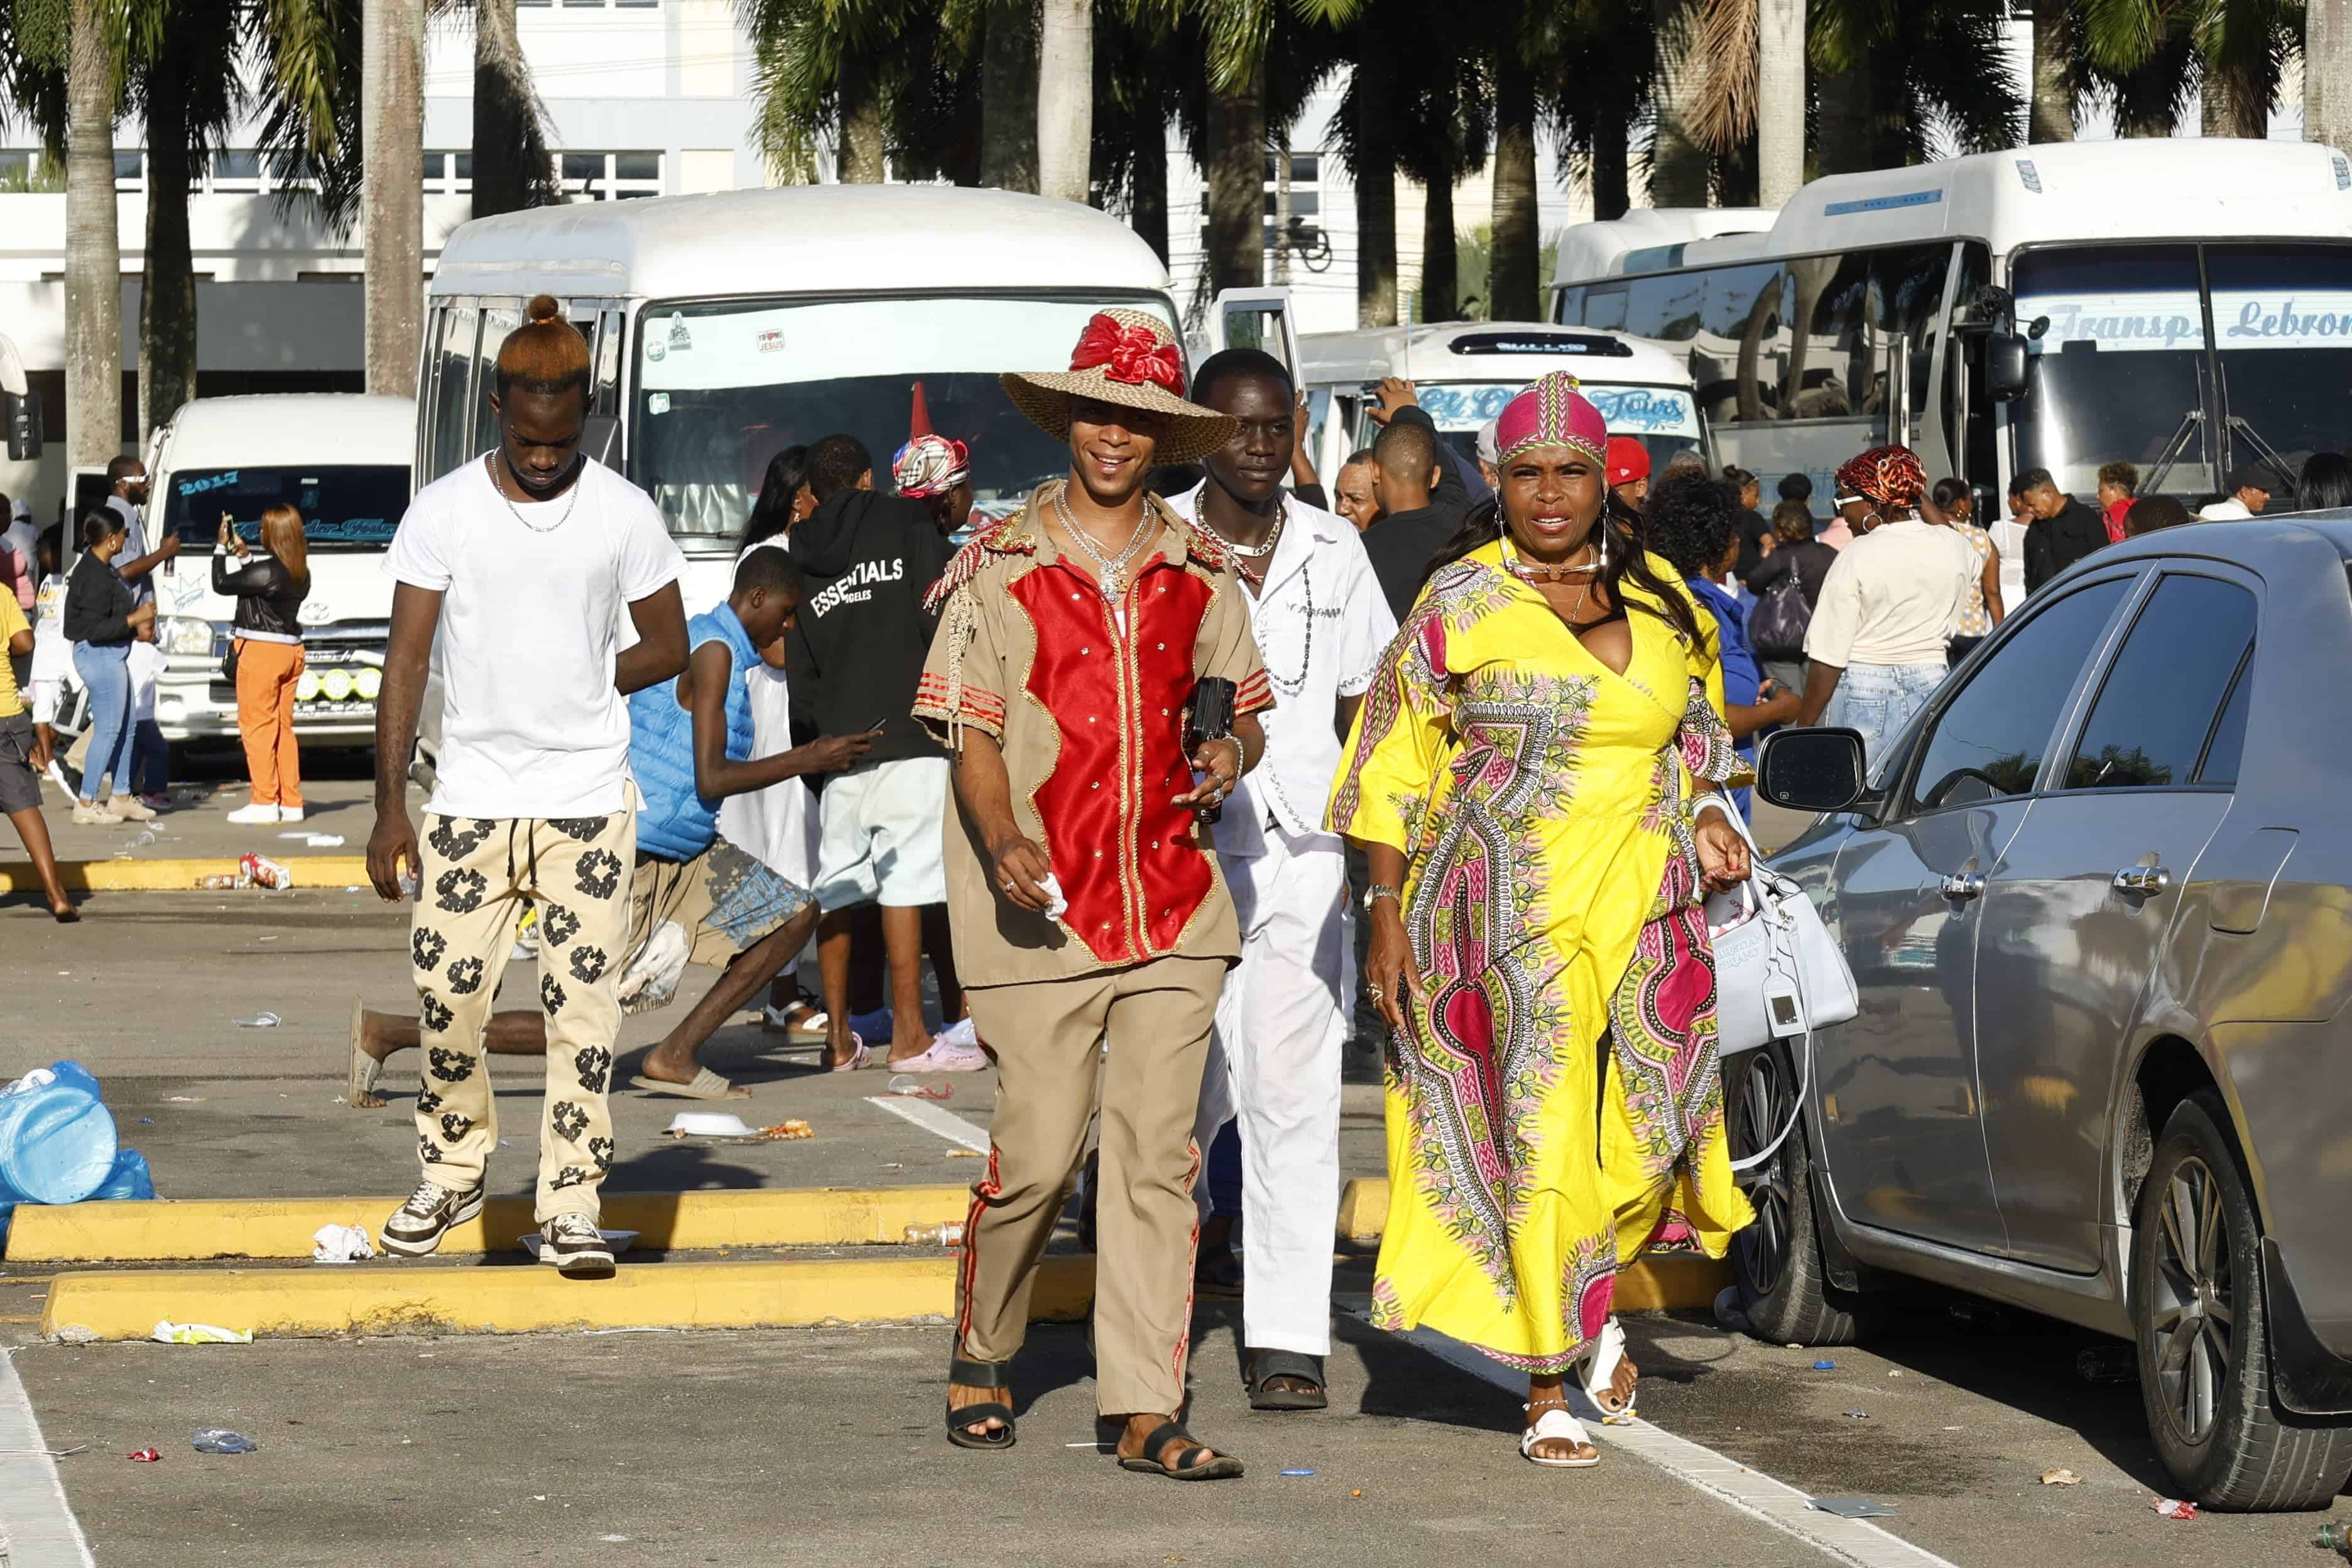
344, 549, 878, 1108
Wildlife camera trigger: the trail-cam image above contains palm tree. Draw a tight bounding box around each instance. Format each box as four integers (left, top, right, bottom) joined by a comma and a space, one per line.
125, 0, 241, 437
472, 0, 558, 216
2030, 0, 2076, 141
362, 0, 426, 396
741, 0, 984, 186
1328, 0, 1402, 326
1491, 43, 1540, 320
1395, 50, 1489, 320
1807, 0, 2021, 175
2312, 0, 2352, 150
981, 0, 1039, 191
1648, 0, 1708, 205
1037, 0, 1091, 199
1542, 0, 1653, 223
65, 0, 124, 467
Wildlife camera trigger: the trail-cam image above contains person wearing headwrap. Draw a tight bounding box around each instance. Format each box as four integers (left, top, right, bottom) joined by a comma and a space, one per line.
1795, 444, 1978, 765
1332, 369, 1755, 1469
892, 434, 974, 536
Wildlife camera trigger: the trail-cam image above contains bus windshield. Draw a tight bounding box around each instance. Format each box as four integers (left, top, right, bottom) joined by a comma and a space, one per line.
2012, 241, 2352, 503
161, 466, 410, 551
1415, 379, 1704, 477
633, 293, 1180, 545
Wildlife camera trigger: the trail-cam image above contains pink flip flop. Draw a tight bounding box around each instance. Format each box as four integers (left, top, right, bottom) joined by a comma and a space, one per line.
886, 1038, 991, 1074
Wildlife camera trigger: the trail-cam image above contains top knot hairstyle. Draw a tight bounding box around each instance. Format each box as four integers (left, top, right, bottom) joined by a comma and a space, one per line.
494, 295, 592, 403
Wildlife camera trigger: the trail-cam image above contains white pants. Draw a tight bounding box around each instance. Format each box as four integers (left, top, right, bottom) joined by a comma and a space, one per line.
1192, 822, 1350, 1357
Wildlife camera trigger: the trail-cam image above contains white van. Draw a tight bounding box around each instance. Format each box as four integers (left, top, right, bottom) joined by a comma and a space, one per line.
144, 394, 414, 747
1294, 322, 1712, 485
417, 185, 1182, 614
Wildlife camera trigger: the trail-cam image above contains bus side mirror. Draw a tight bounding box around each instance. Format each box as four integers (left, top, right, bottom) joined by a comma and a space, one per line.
3, 389, 40, 462
1986, 333, 2028, 402
580, 413, 619, 470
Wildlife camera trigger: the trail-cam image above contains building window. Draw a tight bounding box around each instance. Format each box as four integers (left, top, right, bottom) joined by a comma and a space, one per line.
113, 150, 144, 191
210, 150, 263, 192
0, 150, 58, 193
1260, 151, 1322, 248
560, 151, 662, 201
425, 151, 472, 195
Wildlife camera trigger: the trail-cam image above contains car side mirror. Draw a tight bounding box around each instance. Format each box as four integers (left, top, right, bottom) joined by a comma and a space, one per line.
1986, 333, 2028, 403
1758, 727, 1870, 815
581, 412, 621, 470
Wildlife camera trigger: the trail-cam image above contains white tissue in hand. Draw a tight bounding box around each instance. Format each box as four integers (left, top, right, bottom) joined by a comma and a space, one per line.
1038, 873, 1069, 922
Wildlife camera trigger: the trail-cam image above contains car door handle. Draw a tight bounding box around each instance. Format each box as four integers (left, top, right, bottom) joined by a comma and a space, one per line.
1940, 871, 1984, 901
2113, 864, 2172, 896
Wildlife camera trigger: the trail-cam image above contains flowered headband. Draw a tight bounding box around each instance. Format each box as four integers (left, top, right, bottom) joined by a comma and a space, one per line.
1835, 445, 1928, 509
1494, 371, 1609, 467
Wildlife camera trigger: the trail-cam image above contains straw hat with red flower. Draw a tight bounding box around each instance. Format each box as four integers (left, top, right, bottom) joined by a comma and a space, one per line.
1001, 310, 1238, 467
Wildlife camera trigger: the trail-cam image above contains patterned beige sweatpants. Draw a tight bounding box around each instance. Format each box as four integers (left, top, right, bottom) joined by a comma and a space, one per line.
408, 810, 634, 1222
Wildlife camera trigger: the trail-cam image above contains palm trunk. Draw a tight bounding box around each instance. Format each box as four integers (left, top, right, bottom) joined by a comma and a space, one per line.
1205, 61, 1265, 292
139, 75, 198, 439
981, 0, 1040, 193
66, 0, 122, 466
1490, 50, 1538, 324
362, 0, 425, 398
1756, 0, 1805, 205
1131, 115, 1168, 263
838, 46, 885, 183
2202, 69, 2269, 138
1036, 0, 1092, 203
1421, 163, 1456, 323
472, 0, 537, 217
2029, 0, 2076, 142
1649, 0, 1709, 206
1591, 114, 1630, 220
1352, 17, 1397, 327
2311, 0, 2352, 150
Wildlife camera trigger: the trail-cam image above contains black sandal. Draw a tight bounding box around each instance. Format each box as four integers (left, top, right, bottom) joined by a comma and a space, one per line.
1116, 1420, 1244, 1481
1245, 1349, 1328, 1412
945, 1356, 1016, 1451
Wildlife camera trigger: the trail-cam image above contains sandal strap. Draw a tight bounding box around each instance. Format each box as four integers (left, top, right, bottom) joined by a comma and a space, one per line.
1250, 1349, 1323, 1390
949, 1356, 1011, 1390
947, 1399, 1015, 1427
1522, 1405, 1592, 1453
1137, 1420, 1205, 1468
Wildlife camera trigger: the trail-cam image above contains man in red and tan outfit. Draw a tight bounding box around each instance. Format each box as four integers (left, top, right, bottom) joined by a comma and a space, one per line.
914, 310, 1270, 1481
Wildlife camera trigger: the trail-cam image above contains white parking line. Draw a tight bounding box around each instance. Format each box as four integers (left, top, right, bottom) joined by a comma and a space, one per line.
0, 1350, 95, 1567
864, 1094, 991, 1153
1340, 1302, 1959, 1568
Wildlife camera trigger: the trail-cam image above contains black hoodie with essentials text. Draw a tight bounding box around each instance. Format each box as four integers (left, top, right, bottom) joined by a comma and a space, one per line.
785, 489, 955, 770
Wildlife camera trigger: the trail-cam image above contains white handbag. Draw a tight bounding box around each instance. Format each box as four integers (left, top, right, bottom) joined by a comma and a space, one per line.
1697, 802, 1859, 1173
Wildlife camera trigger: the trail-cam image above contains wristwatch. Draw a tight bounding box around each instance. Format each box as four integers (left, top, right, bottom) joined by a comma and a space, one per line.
1363, 883, 1403, 913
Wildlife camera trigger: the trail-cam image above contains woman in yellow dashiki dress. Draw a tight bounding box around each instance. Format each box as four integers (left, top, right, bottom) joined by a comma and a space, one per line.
1331, 373, 1756, 1467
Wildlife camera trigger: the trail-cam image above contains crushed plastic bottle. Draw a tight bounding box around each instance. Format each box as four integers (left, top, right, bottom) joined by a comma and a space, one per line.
2317, 1522, 2351, 1560
887, 1075, 952, 1101
232, 1013, 282, 1028
190, 1429, 258, 1455
902, 1222, 966, 1247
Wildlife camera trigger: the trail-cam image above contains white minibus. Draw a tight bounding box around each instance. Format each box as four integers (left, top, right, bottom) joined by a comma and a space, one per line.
418, 184, 1182, 614
1549, 139, 2352, 511
145, 393, 414, 747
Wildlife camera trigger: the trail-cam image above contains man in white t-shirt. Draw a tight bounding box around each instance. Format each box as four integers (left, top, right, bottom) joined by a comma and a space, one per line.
368, 297, 688, 1277
1169, 352, 1396, 1410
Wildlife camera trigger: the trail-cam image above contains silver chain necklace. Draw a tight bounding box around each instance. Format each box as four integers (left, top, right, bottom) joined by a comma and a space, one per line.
1052, 484, 1153, 597
486, 453, 582, 534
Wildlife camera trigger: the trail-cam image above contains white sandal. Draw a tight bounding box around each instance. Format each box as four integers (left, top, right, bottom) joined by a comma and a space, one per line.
1520, 1401, 1600, 1468
1579, 1317, 1638, 1419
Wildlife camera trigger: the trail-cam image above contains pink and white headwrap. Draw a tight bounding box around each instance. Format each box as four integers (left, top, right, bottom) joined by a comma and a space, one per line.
892, 434, 970, 499
1493, 371, 1608, 467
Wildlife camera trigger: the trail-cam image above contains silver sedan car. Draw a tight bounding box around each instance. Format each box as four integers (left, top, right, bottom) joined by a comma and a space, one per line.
1741, 516, 2352, 1511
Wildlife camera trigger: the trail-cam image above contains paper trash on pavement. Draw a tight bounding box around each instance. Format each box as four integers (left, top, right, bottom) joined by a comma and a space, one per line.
310, 1223, 374, 1263
2039, 1467, 2082, 1486
153, 1321, 253, 1345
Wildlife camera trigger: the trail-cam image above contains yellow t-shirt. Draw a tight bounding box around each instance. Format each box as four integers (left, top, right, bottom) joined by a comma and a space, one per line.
0, 592, 26, 719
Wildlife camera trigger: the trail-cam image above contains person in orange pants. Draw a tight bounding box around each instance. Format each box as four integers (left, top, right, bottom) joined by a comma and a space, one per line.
213, 505, 311, 824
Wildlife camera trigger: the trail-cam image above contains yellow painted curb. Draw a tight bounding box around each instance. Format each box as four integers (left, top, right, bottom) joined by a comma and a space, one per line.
0, 856, 371, 893
41, 1253, 1094, 1342
8, 1187, 973, 1263
1336, 1177, 1728, 1311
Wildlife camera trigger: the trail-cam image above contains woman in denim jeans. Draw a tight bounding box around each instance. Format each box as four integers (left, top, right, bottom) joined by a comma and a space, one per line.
1797, 447, 1978, 777
61, 511, 155, 825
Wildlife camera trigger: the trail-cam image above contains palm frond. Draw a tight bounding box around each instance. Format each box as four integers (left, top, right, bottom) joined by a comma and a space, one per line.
1684, 0, 1756, 155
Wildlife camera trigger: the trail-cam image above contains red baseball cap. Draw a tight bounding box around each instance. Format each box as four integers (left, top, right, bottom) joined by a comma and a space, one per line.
1606, 435, 1651, 489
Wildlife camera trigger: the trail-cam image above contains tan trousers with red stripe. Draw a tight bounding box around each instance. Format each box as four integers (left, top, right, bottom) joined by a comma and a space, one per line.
957, 956, 1223, 1418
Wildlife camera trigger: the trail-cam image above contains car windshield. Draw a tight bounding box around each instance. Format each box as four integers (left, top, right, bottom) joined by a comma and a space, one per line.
1417, 379, 1704, 477
2012, 241, 2352, 503
161, 466, 410, 551
631, 293, 1180, 547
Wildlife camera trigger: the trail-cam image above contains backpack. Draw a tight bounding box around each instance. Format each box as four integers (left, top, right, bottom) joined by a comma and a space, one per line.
1749, 569, 1812, 660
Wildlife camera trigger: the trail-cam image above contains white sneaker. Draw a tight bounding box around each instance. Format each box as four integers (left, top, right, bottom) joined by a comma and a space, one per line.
276, 805, 304, 823
70, 801, 121, 825
106, 795, 157, 822
226, 802, 281, 825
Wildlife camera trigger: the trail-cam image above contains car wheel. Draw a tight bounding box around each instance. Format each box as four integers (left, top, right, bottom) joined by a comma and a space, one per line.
1726, 1038, 1870, 1346
2131, 1091, 2352, 1510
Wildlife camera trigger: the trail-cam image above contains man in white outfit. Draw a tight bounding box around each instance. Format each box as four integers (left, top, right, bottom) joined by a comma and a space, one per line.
1169, 349, 1396, 1410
